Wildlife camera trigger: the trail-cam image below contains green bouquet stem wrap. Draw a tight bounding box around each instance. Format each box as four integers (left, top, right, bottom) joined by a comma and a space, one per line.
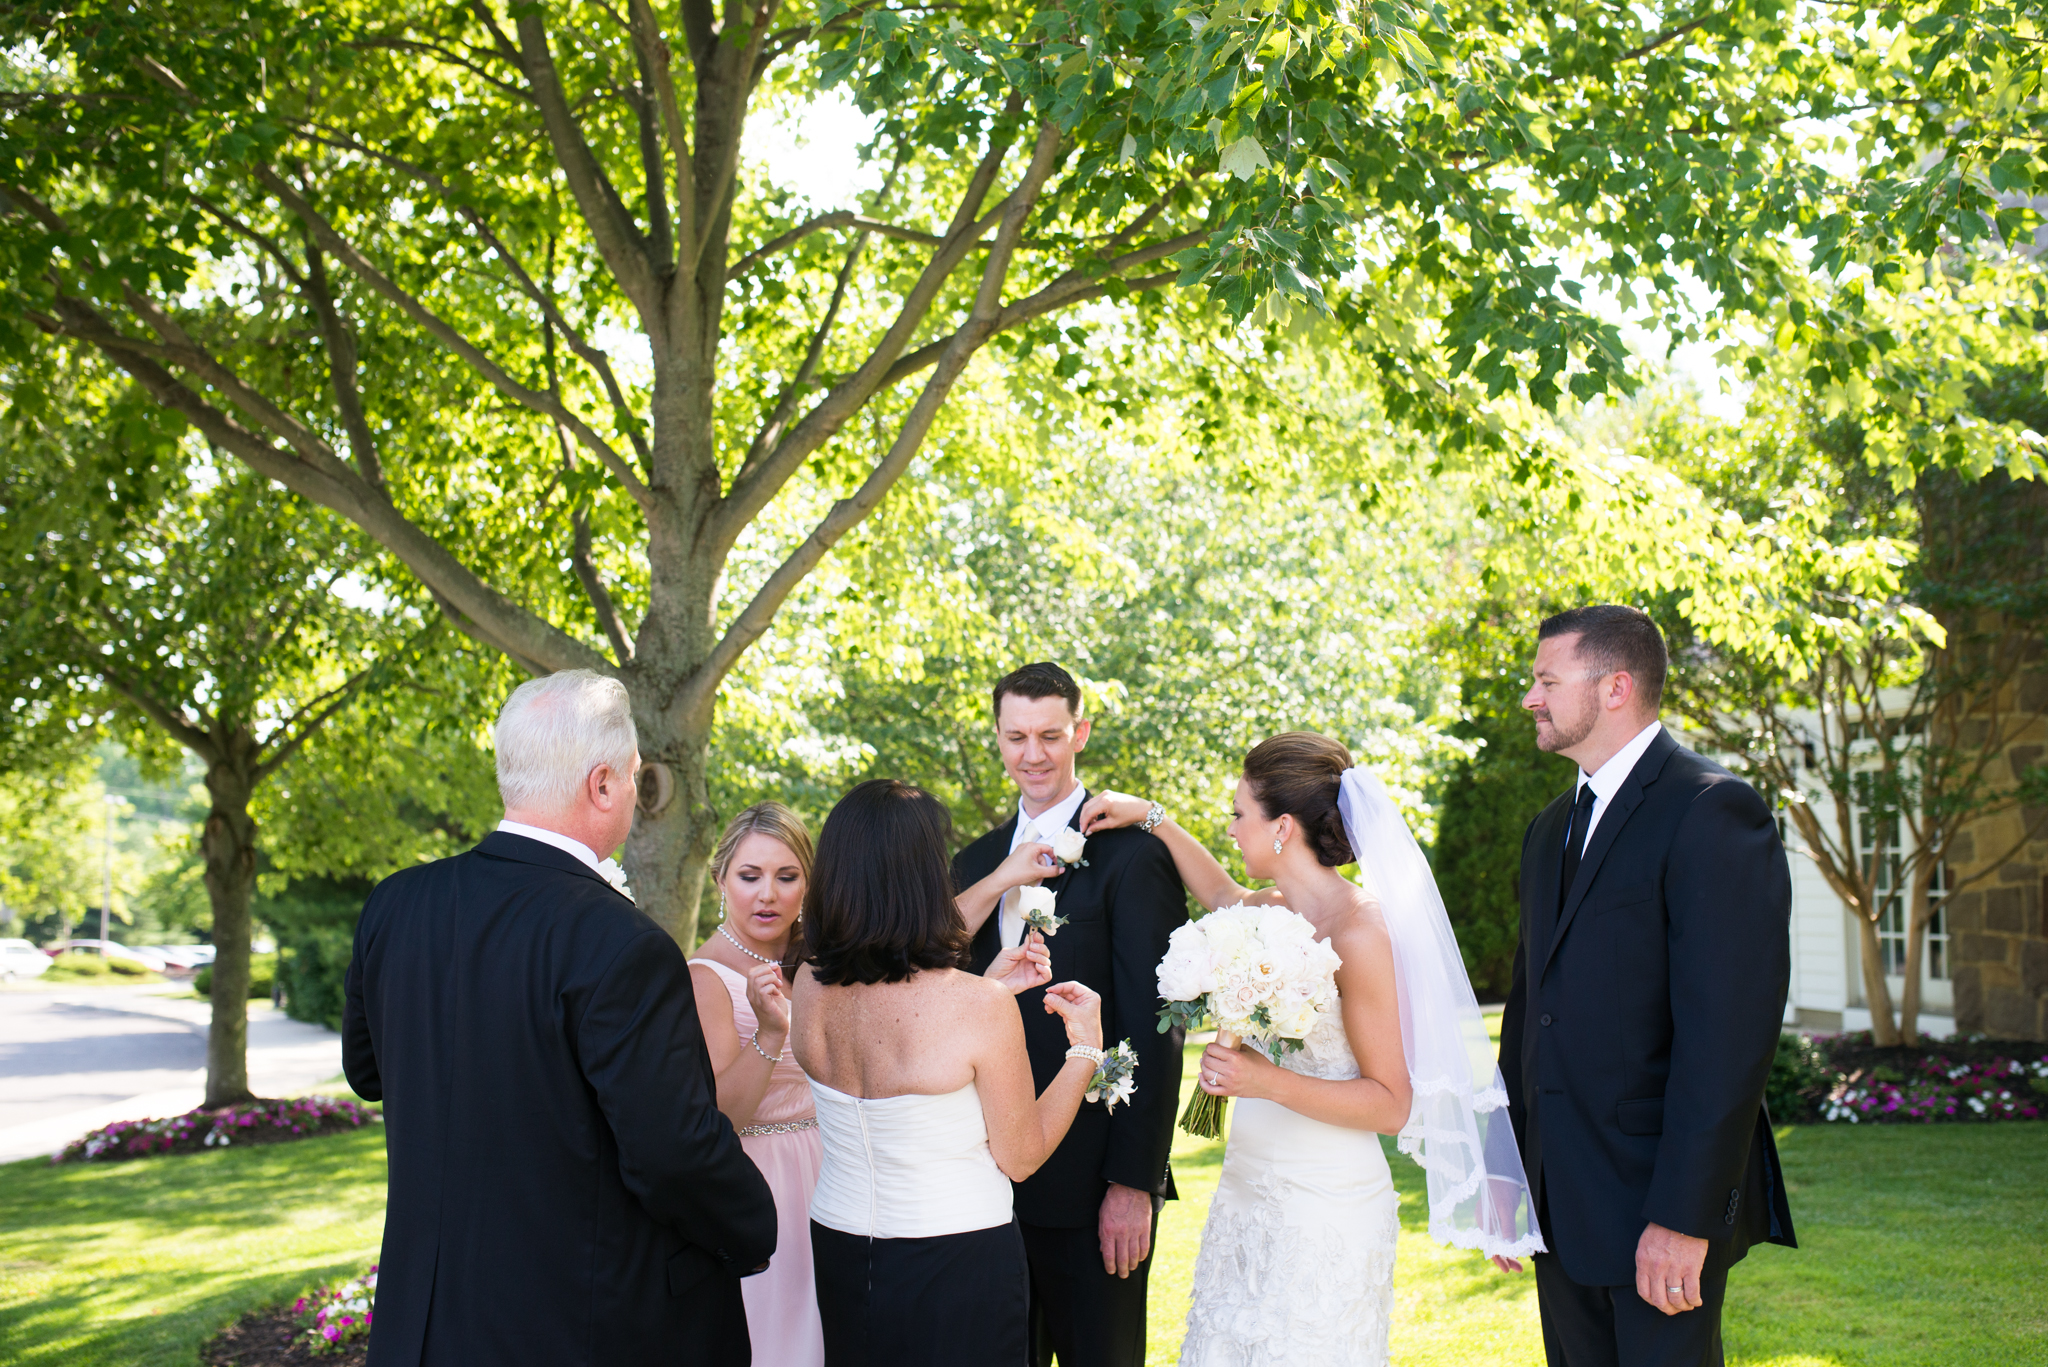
1178, 1029, 1239, 1139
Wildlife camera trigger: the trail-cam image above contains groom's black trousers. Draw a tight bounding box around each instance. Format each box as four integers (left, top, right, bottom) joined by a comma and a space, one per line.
1022, 1199, 1162, 1367
1533, 1250, 1732, 1367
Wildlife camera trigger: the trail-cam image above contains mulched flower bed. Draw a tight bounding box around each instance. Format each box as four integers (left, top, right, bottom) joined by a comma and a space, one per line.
1770, 1030, 2048, 1124
202, 1267, 376, 1364
56, 1095, 379, 1163
202, 1305, 366, 1367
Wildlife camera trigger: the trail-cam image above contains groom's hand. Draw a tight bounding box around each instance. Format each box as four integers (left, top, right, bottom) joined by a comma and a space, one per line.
1099, 1182, 1154, 1279
1635, 1221, 1708, 1315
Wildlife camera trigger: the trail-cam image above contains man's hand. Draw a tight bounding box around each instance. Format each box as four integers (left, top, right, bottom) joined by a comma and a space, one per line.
1098, 1182, 1154, 1279
1635, 1221, 1708, 1315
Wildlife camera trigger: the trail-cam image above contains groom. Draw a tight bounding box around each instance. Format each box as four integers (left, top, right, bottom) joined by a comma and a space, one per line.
1501, 607, 1796, 1367
343, 670, 777, 1364
954, 663, 1188, 1367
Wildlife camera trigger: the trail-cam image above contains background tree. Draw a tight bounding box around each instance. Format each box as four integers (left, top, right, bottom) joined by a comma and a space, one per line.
0, 354, 430, 1105
8, 0, 2040, 942
1646, 384, 2048, 1045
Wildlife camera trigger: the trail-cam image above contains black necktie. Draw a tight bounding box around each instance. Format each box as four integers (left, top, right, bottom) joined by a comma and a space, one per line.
1558, 783, 1597, 909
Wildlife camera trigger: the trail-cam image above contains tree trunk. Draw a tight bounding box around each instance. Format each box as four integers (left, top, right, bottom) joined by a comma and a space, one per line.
619, 682, 719, 948
200, 734, 261, 1108
1897, 863, 1938, 1047
1853, 911, 1901, 1047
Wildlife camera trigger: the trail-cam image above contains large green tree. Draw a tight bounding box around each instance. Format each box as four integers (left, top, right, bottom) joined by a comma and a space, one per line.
0, 354, 428, 1105
5, 0, 2042, 940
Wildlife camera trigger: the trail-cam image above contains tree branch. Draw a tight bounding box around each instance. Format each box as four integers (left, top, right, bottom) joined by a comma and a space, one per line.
680, 122, 1064, 728
97, 666, 215, 757
510, 5, 663, 319
256, 166, 653, 509
711, 111, 1025, 547
1618, 12, 1718, 64
254, 669, 374, 783
301, 237, 385, 491
43, 294, 609, 676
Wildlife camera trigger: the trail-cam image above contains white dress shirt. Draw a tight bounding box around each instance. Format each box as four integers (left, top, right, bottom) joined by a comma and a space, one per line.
998, 781, 1087, 950
496, 818, 602, 873
1570, 721, 1666, 853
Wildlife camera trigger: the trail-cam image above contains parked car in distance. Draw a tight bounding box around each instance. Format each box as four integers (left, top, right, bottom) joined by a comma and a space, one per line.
50, 939, 170, 972
154, 944, 216, 972
1, 938, 53, 980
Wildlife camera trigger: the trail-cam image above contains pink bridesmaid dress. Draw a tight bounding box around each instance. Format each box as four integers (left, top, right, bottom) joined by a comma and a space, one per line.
689, 956, 825, 1367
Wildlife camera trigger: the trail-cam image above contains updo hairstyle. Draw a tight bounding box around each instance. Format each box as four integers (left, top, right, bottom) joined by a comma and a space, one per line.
1241, 732, 1356, 867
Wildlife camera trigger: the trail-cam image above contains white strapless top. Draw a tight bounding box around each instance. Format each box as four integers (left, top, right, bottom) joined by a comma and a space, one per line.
806, 1078, 1012, 1238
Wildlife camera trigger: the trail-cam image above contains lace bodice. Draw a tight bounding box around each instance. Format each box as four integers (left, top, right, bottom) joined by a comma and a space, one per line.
1257, 1000, 1360, 1082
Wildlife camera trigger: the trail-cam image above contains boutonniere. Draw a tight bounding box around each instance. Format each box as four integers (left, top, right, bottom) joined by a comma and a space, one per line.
1048, 826, 1088, 868
596, 858, 635, 902
1017, 885, 1068, 937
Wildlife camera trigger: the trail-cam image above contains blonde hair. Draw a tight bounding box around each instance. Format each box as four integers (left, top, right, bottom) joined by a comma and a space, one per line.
711, 801, 816, 887
494, 670, 636, 814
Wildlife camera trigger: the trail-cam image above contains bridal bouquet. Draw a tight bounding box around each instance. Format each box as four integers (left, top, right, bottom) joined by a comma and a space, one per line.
1155, 902, 1342, 1138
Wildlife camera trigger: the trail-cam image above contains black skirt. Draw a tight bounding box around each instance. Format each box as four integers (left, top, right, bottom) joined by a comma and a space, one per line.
811, 1218, 1028, 1367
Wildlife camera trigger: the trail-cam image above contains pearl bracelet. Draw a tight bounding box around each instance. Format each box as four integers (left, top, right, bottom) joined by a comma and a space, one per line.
748, 1030, 784, 1063
1065, 1045, 1107, 1066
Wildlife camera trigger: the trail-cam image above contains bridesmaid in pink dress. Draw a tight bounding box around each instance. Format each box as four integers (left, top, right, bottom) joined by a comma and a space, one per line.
688, 801, 823, 1367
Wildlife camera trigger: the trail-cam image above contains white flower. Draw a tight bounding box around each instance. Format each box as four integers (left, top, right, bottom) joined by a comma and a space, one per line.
1049, 827, 1088, 865
1016, 885, 1064, 935
596, 858, 635, 902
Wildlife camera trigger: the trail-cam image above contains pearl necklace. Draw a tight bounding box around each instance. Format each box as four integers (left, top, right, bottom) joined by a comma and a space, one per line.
718, 922, 781, 965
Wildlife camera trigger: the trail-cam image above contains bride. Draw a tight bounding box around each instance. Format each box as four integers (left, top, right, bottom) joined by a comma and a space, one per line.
1079, 732, 1543, 1367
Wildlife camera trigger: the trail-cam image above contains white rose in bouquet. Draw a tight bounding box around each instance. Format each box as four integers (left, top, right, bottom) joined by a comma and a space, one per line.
1048, 827, 1088, 865
1152, 901, 1343, 1138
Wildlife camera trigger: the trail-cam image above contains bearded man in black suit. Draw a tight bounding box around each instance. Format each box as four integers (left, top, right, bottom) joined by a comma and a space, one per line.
1500, 606, 1797, 1367
952, 663, 1188, 1367
343, 669, 777, 1366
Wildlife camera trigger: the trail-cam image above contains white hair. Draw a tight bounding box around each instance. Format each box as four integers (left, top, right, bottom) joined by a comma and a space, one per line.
494, 670, 638, 814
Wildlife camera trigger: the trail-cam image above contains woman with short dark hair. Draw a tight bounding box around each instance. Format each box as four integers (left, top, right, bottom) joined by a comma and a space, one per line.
791, 779, 1102, 1365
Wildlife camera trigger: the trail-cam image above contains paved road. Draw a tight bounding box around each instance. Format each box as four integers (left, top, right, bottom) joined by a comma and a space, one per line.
0, 983, 347, 1163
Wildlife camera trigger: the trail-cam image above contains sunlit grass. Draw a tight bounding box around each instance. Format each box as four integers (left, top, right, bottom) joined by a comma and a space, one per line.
3, 1047, 2042, 1365
1147, 1041, 2048, 1366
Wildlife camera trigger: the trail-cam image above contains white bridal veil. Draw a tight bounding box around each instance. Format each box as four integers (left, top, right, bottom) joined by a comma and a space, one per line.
1338, 767, 1546, 1261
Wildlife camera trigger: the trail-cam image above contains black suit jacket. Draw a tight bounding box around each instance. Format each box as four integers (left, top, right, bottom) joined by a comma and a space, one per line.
953, 798, 1189, 1228
1500, 729, 1797, 1287
342, 832, 778, 1366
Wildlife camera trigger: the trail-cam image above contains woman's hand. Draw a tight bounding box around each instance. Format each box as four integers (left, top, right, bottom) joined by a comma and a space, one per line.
1076, 791, 1153, 835
1195, 1039, 1281, 1100
984, 930, 1053, 995
743, 962, 791, 1042
995, 839, 1057, 891
1042, 980, 1104, 1051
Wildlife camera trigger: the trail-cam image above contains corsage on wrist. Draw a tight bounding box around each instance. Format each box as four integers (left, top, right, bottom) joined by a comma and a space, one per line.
1074, 1039, 1139, 1113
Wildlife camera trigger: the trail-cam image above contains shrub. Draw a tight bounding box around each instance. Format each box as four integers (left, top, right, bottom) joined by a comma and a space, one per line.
1767, 1032, 1832, 1123
43, 951, 157, 982
280, 927, 353, 1031
293, 1266, 377, 1354
56, 1095, 379, 1163
1820, 1053, 2048, 1124
194, 952, 276, 999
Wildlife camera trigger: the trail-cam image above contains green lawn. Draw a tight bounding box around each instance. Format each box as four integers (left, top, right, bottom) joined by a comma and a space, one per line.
1147, 1042, 2048, 1366
1, 1060, 2042, 1366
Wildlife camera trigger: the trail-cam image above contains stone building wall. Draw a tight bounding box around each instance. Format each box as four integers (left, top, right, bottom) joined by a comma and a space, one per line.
1947, 635, 2048, 1041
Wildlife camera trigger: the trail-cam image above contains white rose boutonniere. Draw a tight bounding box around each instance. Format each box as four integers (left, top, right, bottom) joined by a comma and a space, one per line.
1016, 884, 1067, 936
596, 858, 635, 902
1048, 826, 1088, 866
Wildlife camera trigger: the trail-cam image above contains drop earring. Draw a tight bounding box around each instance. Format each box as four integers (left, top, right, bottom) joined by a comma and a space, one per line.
1273, 837, 1284, 854
718, 891, 728, 920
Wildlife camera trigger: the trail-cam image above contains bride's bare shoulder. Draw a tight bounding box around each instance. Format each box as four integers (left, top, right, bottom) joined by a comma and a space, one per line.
1326, 893, 1391, 953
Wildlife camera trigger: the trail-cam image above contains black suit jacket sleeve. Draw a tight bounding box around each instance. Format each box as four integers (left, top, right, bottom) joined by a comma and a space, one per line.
575, 927, 779, 1276
1644, 780, 1791, 1239
341, 932, 380, 1102
1100, 834, 1188, 1195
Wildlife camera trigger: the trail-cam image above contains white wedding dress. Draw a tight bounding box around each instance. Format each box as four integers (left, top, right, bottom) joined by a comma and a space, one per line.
1178, 1004, 1400, 1367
